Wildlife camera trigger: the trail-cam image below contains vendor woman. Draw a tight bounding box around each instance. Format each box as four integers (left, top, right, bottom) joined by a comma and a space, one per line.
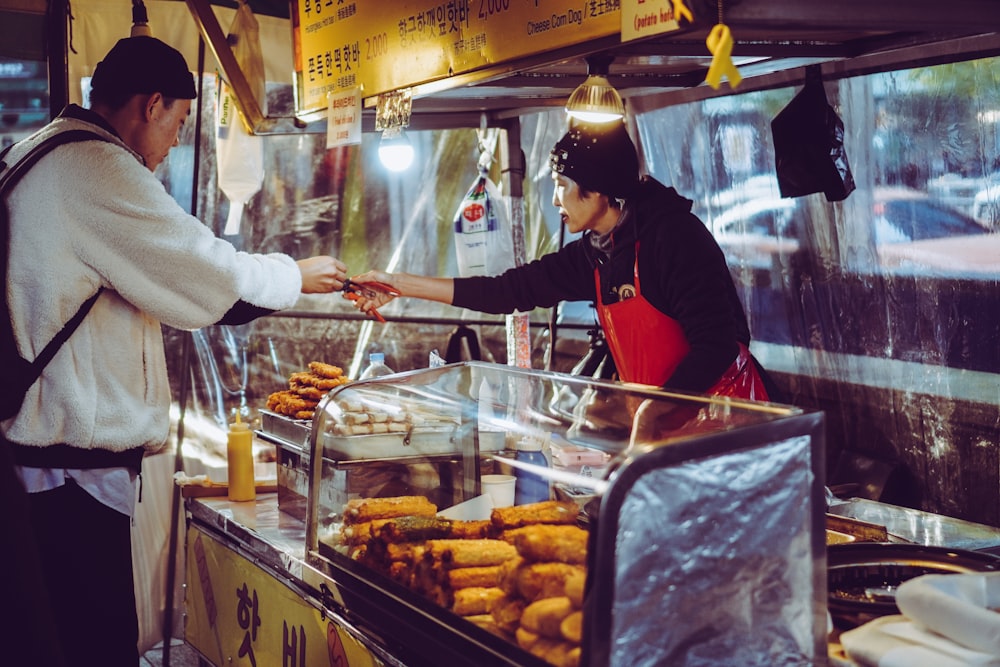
349, 120, 773, 400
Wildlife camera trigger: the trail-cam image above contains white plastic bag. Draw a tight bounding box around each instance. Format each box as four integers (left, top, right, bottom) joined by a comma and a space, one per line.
216, 0, 265, 235
453, 143, 515, 277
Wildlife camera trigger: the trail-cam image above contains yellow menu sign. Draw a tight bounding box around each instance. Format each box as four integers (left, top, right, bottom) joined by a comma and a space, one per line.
293, 0, 622, 116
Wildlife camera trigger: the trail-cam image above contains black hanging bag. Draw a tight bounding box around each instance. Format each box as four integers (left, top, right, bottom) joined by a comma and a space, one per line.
771, 65, 856, 202
0, 130, 106, 420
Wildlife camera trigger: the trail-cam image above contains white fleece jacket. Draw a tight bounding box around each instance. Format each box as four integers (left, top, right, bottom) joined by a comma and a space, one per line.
2, 115, 302, 453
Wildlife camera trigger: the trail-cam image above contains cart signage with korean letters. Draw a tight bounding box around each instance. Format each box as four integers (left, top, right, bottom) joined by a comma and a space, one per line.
293, 0, 622, 114
185, 527, 380, 666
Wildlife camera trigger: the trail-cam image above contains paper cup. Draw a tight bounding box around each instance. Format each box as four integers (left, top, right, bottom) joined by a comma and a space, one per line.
481, 474, 516, 508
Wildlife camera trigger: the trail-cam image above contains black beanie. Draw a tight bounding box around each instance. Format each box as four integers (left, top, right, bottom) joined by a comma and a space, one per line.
549, 121, 640, 200
90, 36, 197, 100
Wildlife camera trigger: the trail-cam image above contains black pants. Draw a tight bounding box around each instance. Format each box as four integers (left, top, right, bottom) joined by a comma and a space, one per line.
27, 479, 139, 667
0, 437, 67, 667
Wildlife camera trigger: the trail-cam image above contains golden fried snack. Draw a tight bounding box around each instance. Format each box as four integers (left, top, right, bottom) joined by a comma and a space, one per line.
513, 562, 586, 603
450, 519, 492, 540
564, 568, 586, 609
490, 500, 579, 531
424, 539, 517, 568
515, 627, 541, 651
294, 410, 315, 421
462, 614, 506, 637
521, 596, 574, 639
308, 361, 344, 379
379, 516, 454, 543
514, 524, 588, 564
344, 496, 437, 523
446, 565, 502, 590
528, 637, 565, 662
383, 542, 425, 564
543, 641, 580, 667
452, 586, 504, 616
293, 385, 325, 401
491, 594, 527, 634
266, 390, 319, 418
560, 610, 583, 644
290, 371, 346, 391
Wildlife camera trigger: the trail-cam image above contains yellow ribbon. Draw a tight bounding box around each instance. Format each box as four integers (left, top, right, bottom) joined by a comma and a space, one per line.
705, 23, 742, 90
672, 0, 693, 23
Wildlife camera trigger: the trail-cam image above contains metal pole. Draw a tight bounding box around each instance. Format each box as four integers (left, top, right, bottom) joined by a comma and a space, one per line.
161, 36, 206, 667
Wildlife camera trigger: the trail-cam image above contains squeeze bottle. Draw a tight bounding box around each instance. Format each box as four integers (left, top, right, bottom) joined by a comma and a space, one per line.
227, 414, 255, 501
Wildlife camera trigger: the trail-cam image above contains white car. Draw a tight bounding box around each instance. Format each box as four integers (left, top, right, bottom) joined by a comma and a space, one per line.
709, 186, 997, 277
972, 177, 1000, 230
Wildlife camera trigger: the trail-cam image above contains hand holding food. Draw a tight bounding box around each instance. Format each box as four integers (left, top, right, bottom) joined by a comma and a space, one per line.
342, 271, 400, 317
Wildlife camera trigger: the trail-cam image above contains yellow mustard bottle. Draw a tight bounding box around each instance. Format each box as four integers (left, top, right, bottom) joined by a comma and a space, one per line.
227, 415, 255, 501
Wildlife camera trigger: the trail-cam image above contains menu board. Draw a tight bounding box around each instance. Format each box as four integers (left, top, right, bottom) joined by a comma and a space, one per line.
292, 0, 622, 116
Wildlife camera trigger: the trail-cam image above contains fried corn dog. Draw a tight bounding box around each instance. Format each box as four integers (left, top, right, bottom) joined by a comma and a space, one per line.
445, 565, 503, 590
513, 524, 588, 564
452, 586, 505, 616
490, 500, 579, 530
424, 539, 517, 568
449, 519, 492, 540
344, 496, 437, 523
378, 515, 454, 543
511, 562, 586, 602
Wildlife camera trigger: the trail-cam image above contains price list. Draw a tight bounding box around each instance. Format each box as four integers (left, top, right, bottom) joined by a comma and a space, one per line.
293, 0, 621, 115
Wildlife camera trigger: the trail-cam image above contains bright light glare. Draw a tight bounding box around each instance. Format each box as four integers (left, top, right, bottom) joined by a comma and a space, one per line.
379, 130, 415, 172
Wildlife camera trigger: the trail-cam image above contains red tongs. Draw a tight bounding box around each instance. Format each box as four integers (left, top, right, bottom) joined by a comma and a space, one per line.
341, 279, 400, 323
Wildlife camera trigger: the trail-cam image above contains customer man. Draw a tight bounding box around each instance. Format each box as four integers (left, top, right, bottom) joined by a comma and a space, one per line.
1, 36, 347, 665
347, 120, 773, 399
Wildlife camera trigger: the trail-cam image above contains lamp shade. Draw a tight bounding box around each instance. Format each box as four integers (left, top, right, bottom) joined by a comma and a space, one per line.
565, 74, 625, 123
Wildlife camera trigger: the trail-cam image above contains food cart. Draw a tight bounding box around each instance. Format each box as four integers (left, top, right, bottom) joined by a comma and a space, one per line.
185, 361, 827, 666
3, 0, 1000, 664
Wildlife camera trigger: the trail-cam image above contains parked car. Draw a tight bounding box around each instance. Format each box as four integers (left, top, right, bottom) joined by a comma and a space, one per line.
971, 174, 1000, 230
709, 185, 996, 277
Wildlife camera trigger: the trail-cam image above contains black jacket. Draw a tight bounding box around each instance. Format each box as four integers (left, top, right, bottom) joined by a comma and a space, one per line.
451, 177, 751, 393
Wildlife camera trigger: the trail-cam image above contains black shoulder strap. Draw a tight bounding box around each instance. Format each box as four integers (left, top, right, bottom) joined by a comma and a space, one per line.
2, 129, 109, 376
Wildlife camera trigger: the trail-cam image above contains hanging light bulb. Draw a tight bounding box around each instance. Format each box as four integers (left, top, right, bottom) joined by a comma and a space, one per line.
565, 54, 625, 123
378, 126, 414, 172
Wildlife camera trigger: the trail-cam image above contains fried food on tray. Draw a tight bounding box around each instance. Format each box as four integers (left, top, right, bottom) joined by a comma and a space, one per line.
507, 561, 586, 603
563, 569, 586, 609
490, 594, 527, 633
560, 610, 583, 644
265, 389, 319, 420
490, 500, 579, 531
308, 361, 345, 379
424, 539, 518, 568
445, 565, 502, 590
513, 524, 588, 565
452, 586, 505, 616
344, 495, 438, 523
378, 515, 454, 543
290, 370, 349, 391
520, 596, 574, 639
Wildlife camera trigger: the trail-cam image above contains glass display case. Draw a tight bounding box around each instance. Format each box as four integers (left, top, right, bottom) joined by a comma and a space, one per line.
263, 361, 826, 667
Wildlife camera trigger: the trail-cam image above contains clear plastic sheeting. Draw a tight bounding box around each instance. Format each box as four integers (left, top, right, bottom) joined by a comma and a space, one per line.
635, 57, 999, 525
611, 436, 816, 667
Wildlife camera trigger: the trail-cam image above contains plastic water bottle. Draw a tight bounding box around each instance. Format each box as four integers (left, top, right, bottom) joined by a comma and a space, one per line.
359, 352, 394, 380
514, 437, 550, 505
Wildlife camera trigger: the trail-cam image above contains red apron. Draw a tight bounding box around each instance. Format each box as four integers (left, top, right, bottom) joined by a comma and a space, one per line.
593, 244, 769, 401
